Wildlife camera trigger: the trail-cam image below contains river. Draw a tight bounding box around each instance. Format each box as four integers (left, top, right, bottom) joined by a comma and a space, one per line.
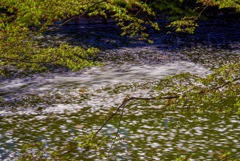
0, 17, 240, 160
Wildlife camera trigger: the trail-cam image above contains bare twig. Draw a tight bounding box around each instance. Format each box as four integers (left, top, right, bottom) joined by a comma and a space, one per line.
93, 95, 179, 139
213, 77, 240, 91
59, 0, 105, 27
196, 4, 209, 20
93, 95, 131, 138
93, 76, 240, 140
59, 75, 240, 157
108, 99, 126, 153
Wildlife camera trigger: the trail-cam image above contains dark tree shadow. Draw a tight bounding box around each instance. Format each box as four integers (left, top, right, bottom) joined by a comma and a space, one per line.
44, 16, 240, 51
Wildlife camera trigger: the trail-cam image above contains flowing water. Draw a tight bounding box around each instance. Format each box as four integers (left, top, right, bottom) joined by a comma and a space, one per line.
0, 18, 240, 160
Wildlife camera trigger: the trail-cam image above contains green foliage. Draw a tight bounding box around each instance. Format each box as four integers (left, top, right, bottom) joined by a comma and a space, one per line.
197, 0, 240, 12
151, 0, 199, 34
175, 155, 190, 161
1, 0, 239, 74
99, 0, 160, 39
219, 151, 240, 161
154, 62, 240, 113
16, 62, 240, 160
0, 0, 160, 75
1, 0, 240, 160
0, 39, 100, 72
0, 0, 103, 74
167, 16, 198, 34
75, 132, 108, 158
149, 0, 240, 33
0, 0, 159, 39
19, 141, 78, 161
149, 0, 196, 17
18, 133, 108, 161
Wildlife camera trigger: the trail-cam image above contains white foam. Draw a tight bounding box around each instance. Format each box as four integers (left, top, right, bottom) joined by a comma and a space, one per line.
0, 61, 211, 115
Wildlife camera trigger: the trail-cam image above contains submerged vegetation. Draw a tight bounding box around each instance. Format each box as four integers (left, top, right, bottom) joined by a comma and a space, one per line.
1, 0, 240, 160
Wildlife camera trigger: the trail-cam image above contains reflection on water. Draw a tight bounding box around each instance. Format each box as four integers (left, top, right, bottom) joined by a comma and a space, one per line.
1, 17, 240, 160
0, 46, 240, 160
0, 107, 239, 160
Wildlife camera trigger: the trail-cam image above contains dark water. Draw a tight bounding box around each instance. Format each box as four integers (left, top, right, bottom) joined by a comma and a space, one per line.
0, 18, 240, 160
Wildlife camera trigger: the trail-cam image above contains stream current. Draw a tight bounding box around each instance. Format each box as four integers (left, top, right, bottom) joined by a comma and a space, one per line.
0, 18, 240, 160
